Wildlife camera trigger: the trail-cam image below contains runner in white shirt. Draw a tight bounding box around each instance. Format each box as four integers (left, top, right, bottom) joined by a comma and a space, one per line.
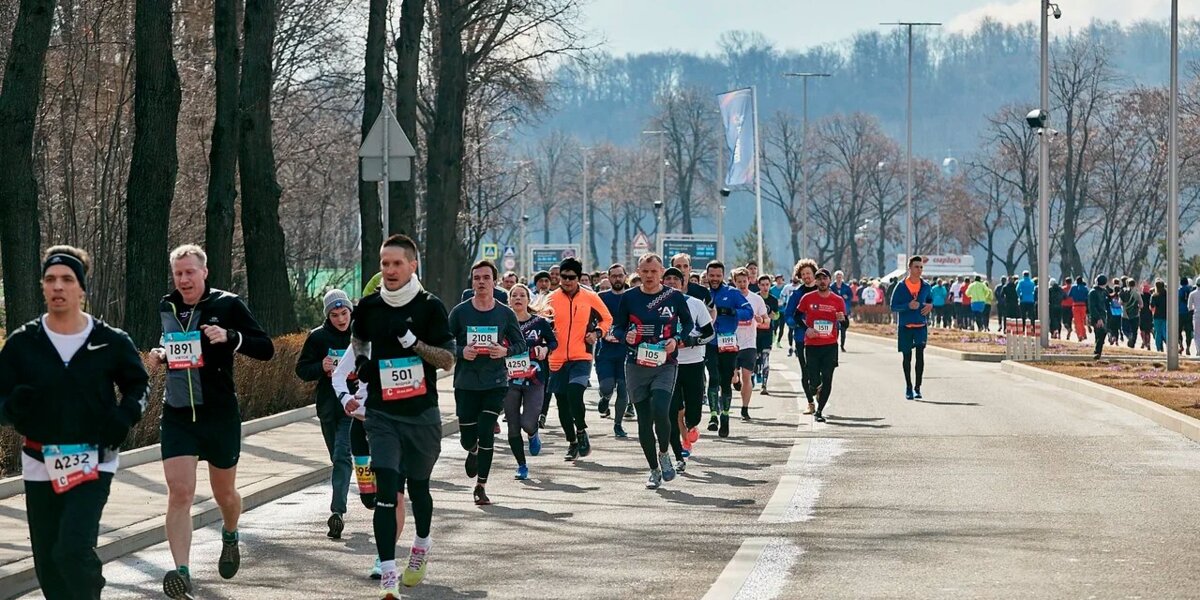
664, 267, 715, 472
731, 267, 768, 421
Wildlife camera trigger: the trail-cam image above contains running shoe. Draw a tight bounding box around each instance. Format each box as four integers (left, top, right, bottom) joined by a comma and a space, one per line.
528, 433, 542, 456
577, 430, 592, 457
162, 569, 193, 600
660, 452, 676, 482
707, 414, 719, 431
681, 436, 693, 453
465, 448, 479, 478
613, 424, 628, 438
676, 459, 687, 473
402, 544, 430, 587
741, 406, 751, 421
473, 484, 491, 506
564, 443, 579, 461
905, 388, 914, 400
814, 411, 826, 423
327, 513, 344, 539
538, 413, 546, 429
625, 404, 636, 419
646, 469, 663, 489
761, 385, 770, 395
718, 414, 730, 438
733, 378, 741, 392
914, 388, 923, 399
681, 448, 690, 458
380, 569, 400, 599
598, 397, 610, 418
218, 534, 240, 579
370, 557, 382, 580
787, 347, 793, 357
804, 402, 816, 415
686, 427, 700, 444
515, 464, 529, 480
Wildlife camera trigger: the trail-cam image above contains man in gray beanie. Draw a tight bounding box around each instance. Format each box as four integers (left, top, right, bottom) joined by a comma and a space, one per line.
296, 289, 356, 539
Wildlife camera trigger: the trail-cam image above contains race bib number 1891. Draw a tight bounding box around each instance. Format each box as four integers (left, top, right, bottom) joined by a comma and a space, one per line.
43, 444, 100, 494
164, 331, 204, 370
379, 357, 426, 401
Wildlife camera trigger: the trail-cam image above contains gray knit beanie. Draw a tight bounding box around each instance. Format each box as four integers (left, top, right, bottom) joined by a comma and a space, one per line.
323, 289, 352, 317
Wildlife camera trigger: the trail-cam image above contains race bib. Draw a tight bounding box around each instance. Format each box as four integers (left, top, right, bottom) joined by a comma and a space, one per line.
636, 342, 668, 367
164, 331, 204, 369
42, 443, 100, 494
467, 326, 498, 349
379, 357, 426, 401
718, 333, 738, 353
353, 456, 376, 494
506, 352, 534, 379
813, 320, 835, 336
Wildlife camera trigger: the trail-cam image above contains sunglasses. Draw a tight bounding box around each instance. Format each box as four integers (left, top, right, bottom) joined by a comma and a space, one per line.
560, 274, 579, 281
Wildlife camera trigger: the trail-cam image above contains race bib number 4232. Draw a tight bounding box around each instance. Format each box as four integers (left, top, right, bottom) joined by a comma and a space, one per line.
164, 331, 204, 369
42, 443, 100, 494
379, 357, 426, 401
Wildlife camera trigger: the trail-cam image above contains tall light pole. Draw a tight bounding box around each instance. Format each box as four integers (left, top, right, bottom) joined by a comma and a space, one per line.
1169, 0, 1181, 370
1037, 2, 1059, 349
783, 72, 831, 259
643, 130, 668, 247
581, 147, 590, 270
882, 21, 940, 261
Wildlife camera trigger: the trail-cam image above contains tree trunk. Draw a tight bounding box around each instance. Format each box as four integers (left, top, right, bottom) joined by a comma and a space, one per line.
238, 0, 297, 334
423, 0, 469, 303
204, 0, 242, 291
123, 0, 182, 348
389, 0, 424, 238
358, 0, 386, 290
0, 0, 53, 334
587, 199, 600, 267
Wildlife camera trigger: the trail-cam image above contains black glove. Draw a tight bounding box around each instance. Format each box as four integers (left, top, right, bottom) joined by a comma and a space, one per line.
717, 307, 734, 317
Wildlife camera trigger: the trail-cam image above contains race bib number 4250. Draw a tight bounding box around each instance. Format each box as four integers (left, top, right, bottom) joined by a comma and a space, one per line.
164, 331, 204, 369
379, 357, 426, 401
43, 443, 100, 494
506, 352, 534, 379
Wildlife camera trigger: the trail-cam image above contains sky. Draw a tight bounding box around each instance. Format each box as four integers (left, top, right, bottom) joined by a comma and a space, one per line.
581, 0, 1200, 56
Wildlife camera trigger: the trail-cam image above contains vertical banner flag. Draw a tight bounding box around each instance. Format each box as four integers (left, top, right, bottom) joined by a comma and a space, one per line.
717, 88, 756, 188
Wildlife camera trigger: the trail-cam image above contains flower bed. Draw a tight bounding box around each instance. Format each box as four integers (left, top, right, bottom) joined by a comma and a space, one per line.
1033, 360, 1200, 420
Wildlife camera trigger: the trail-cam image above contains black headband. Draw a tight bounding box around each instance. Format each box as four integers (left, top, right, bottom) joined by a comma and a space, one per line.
43, 254, 86, 290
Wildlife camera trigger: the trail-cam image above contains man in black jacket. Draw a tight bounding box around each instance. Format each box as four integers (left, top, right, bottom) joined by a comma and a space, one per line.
1088, 275, 1112, 360
296, 289, 356, 539
148, 244, 274, 599
0, 245, 149, 600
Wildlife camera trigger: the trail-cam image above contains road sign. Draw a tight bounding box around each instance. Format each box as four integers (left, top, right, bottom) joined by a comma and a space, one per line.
660, 234, 719, 266
631, 231, 651, 257
502, 246, 516, 271
358, 106, 416, 182
528, 244, 581, 274
482, 243, 499, 260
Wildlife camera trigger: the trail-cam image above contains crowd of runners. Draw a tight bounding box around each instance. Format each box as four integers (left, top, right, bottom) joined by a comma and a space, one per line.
0, 239, 947, 600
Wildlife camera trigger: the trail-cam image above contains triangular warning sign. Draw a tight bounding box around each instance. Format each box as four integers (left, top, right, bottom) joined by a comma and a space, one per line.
358, 106, 416, 159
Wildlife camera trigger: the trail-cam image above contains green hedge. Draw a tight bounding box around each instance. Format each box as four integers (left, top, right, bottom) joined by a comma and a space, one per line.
0, 333, 316, 477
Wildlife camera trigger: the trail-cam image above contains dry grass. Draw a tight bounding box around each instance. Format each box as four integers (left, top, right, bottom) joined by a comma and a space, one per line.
853, 323, 1167, 358
1034, 361, 1200, 421
0, 334, 316, 477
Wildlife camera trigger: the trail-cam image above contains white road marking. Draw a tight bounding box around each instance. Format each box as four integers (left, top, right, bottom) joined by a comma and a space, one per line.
702, 537, 803, 600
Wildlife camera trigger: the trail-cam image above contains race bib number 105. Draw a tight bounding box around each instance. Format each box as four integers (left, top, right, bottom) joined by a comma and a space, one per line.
636, 342, 668, 367
379, 357, 426, 401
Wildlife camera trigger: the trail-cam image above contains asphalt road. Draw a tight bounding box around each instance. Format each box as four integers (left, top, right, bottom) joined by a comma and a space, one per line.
22, 337, 1200, 599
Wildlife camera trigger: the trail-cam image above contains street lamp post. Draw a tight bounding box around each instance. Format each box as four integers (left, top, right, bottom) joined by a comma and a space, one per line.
783, 72, 831, 259
1036, 2, 1059, 348
882, 21, 940, 262
581, 148, 589, 270
1169, 0, 1181, 370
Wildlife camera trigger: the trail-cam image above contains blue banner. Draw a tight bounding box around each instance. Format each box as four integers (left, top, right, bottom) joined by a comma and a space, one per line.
717, 88, 756, 188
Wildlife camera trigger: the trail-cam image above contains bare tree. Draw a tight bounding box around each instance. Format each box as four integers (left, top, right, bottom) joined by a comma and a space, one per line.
389, 0, 426, 238
205, 0, 243, 290
652, 85, 717, 233
358, 0, 386, 288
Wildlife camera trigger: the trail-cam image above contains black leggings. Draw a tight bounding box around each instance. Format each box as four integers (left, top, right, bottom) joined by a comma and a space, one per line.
556, 383, 588, 444
902, 346, 925, 390
636, 389, 674, 469
795, 341, 815, 402
456, 388, 504, 485
26, 472, 113, 600
804, 344, 838, 413
670, 362, 706, 460
705, 347, 736, 413
373, 469, 432, 561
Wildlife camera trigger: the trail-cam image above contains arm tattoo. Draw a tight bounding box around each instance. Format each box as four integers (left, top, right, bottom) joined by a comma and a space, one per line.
413, 341, 455, 371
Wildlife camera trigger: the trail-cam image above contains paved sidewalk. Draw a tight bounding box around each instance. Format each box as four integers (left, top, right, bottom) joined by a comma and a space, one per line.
0, 374, 458, 600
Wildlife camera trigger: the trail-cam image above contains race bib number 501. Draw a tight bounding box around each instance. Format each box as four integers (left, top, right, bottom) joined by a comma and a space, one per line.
379, 357, 426, 401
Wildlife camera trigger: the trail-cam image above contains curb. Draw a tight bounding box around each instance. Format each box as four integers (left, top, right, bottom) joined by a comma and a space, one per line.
1, 372, 457, 600
1001, 360, 1200, 445
847, 331, 1004, 362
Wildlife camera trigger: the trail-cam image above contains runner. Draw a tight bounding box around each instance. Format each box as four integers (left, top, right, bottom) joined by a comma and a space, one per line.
448, 260, 527, 505
797, 269, 847, 422
610, 254, 697, 488
670, 253, 714, 305
0, 245, 149, 600
295, 289, 358, 539
595, 264, 631, 431
784, 259, 819, 414
505, 284, 556, 480
779, 276, 799, 353
1088, 275, 1112, 360
831, 270, 853, 351
770, 275, 786, 348
664, 267, 714, 471
756, 276, 779, 394
889, 256, 933, 400
336, 234, 456, 598
732, 268, 768, 421
703, 261, 753, 437
149, 244, 274, 599
545, 257, 613, 462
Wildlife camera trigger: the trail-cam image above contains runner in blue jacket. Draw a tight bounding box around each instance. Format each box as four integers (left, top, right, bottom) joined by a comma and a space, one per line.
702, 261, 753, 432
